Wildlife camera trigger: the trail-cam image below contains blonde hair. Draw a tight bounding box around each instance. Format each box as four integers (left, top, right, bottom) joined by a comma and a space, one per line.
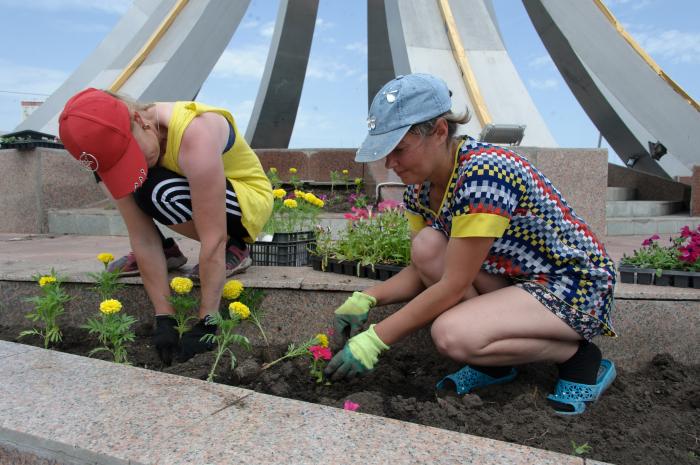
102, 90, 154, 129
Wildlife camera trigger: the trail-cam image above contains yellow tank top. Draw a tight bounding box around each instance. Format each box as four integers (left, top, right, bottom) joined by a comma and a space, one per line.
160, 102, 272, 242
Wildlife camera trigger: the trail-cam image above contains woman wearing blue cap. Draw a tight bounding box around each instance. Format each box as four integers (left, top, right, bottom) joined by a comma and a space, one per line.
325, 73, 617, 415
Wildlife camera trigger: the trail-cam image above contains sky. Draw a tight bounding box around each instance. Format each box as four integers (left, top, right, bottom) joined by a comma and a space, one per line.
0, 0, 698, 163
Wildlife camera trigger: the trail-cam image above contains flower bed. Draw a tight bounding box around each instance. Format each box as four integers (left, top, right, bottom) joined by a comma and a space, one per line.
619, 227, 700, 287
1, 325, 697, 465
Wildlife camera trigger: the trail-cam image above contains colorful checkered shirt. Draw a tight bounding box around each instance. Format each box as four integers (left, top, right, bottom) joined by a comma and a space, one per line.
404, 138, 616, 336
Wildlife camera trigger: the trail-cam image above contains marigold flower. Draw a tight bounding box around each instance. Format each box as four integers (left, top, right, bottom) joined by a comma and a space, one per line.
304, 192, 318, 203
273, 188, 286, 199
170, 277, 194, 295
343, 400, 360, 411
38, 275, 56, 287
283, 199, 298, 209
309, 345, 332, 361
314, 199, 325, 208
315, 333, 329, 348
222, 279, 244, 300
294, 190, 305, 198
354, 177, 362, 185
269, 167, 277, 174
229, 301, 250, 319
100, 299, 122, 315
342, 169, 349, 175
97, 253, 114, 264
289, 167, 297, 174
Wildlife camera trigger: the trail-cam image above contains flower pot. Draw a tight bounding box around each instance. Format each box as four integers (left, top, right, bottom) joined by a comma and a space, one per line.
618, 265, 636, 284
251, 231, 315, 266
309, 254, 323, 271
635, 268, 655, 285
654, 271, 672, 286
340, 260, 359, 277
375, 263, 405, 281
362, 264, 379, 280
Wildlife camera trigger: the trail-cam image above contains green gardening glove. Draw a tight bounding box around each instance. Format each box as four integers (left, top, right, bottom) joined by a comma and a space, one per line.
334, 291, 377, 340
324, 324, 389, 381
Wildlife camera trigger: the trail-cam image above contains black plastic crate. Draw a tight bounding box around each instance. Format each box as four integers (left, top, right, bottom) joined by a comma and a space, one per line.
251, 231, 315, 266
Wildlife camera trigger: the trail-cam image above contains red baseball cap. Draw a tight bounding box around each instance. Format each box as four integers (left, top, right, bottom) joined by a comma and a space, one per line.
59, 88, 148, 199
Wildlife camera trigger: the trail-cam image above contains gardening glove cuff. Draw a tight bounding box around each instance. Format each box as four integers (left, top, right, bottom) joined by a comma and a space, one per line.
333, 291, 377, 337
176, 315, 217, 363
347, 324, 389, 369
152, 314, 178, 366
324, 324, 389, 380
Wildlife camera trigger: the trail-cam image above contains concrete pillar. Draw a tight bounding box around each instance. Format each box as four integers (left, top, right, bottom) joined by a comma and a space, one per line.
245, 0, 319, 148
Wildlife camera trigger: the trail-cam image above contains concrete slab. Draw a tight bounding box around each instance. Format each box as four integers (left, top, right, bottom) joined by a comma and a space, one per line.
0, 344, 596, 465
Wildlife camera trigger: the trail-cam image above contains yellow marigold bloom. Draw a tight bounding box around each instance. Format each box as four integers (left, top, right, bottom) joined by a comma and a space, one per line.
304, 192, 318, 203
289, 167, 297, 174
270, 167, 277, 174
294, 190, 305, 198
170, 277, 194, 295
315, 333, 329, 348
342, 169, 349, 175
229, 301, 250, 319
315, 199, 325, 208
272, 188, 286, 199
38, 276, 56, 287
283, 199, 298, 208
97, 253, 114, 264
354, 177, 362, 185
99, 299, 122, 315
222, 279, 244, 300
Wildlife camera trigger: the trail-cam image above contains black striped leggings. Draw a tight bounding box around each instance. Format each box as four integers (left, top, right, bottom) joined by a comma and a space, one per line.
130, 167, 250, 243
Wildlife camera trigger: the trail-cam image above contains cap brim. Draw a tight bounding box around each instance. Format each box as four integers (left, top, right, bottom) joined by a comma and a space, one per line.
355, 125, 411, 163
98, 135, 148, 199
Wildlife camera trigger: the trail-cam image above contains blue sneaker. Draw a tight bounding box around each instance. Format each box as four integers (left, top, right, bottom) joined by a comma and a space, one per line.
436, 365, 518, 395
547, 359, 617, 415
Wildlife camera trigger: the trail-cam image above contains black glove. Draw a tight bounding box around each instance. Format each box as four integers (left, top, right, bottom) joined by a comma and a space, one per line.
176, 316, 217, 363
152, 315, 179, 366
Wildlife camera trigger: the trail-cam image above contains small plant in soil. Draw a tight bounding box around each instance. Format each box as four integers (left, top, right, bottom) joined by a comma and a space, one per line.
88, 253, 124, 300
308, 341, 332, 384
167, 277, 198, 339
203, 302, 251, 382
82, 299, 136, 364
261, 333, 330, 373
260, 332, 334, 384
571, 440, 593, 456
19, 270, 71, 349
222, 279, 269, 348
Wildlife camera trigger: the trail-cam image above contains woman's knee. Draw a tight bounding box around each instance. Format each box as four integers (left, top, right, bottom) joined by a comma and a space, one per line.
430, 315, 484, 361
411, 228, 447, 271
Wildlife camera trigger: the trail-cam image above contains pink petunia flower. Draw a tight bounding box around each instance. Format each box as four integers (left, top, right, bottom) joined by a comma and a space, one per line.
309, 345, 332, 361
343, 400, 360, 411
377, 199, 404, 212
642, 234, 660, 247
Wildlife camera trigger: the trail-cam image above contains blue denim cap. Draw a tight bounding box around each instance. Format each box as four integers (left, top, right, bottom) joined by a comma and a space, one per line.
356, 73, 452, 162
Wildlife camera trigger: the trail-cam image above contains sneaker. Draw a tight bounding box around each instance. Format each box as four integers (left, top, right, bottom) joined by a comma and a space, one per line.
107, 241, 188, 277
188, 243, 252, 280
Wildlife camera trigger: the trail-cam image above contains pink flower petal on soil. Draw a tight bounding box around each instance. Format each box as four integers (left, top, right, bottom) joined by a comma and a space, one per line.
343, 400, 360, 411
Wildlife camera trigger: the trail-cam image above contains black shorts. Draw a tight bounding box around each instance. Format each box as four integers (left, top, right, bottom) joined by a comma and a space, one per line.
95, 167, 249, 240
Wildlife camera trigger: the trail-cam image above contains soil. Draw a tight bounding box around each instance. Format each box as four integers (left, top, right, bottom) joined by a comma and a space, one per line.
2, 325, 698, 465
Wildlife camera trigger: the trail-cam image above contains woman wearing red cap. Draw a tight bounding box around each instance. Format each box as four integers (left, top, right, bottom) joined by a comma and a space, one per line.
59, 88, 272, 365
325, 74, 617, 415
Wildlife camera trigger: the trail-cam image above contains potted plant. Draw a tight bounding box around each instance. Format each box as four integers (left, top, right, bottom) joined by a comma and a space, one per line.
310, 200, 410, 280
619, 226, 700, 287
251, 188, 324, 266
